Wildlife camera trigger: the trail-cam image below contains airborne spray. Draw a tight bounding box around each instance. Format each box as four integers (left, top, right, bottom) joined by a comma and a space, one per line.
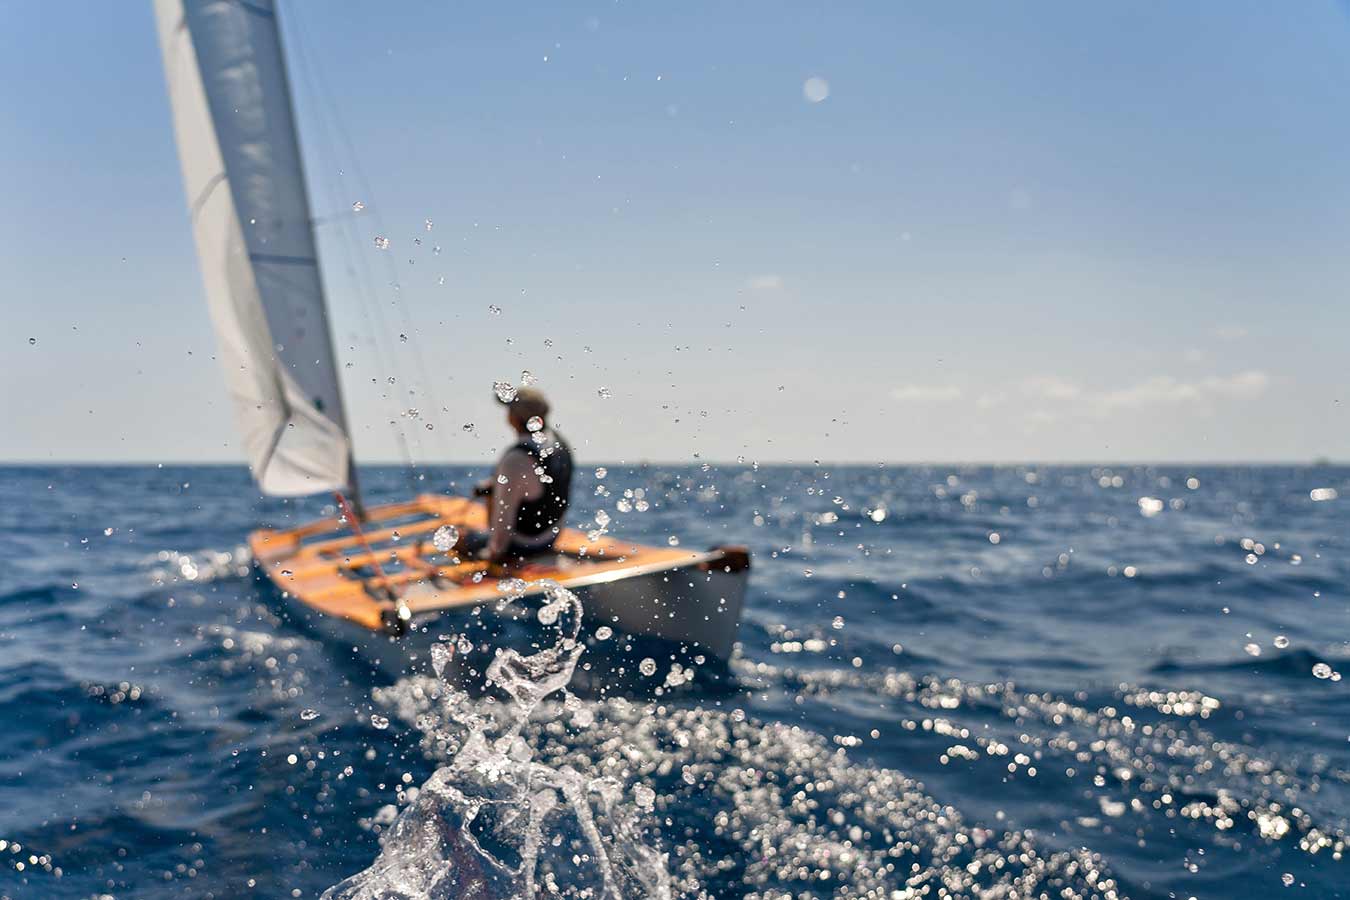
324, 581, 672, 900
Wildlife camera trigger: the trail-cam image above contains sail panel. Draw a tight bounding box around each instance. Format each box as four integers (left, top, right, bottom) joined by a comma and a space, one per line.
154, 0, 350, 496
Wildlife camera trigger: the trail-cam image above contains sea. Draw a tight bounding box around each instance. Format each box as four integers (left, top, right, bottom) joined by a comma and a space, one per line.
0, 463, 1346, 899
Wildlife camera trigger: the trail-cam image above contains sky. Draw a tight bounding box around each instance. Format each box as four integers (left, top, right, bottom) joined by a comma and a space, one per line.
3, 1, 1350, 465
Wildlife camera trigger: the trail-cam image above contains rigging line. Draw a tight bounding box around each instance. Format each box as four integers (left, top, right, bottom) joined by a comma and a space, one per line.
283, 7, 440, 484
333, 491, 410, 625
280, 3, 455, 462
281, 4, 422, 481
302, 114, 423, 499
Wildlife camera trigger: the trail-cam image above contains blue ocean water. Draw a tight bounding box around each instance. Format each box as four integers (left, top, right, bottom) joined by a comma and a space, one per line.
0, 463, 1346, 899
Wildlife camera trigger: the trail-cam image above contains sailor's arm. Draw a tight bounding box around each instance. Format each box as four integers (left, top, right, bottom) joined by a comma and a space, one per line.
485, 449, 532, 561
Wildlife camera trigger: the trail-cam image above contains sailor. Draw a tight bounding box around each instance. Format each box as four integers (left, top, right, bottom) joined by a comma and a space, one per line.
462, 387, 574, 564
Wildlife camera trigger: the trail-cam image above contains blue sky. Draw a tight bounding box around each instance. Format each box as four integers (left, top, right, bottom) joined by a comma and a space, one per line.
3, 1, 1349, 464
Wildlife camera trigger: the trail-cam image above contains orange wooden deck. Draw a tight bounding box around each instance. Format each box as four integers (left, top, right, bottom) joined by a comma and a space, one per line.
248, 494, 705, 632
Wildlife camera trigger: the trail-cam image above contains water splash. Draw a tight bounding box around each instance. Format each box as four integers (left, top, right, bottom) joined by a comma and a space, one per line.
324, 582, 671, 900
367, 680, 1128, 899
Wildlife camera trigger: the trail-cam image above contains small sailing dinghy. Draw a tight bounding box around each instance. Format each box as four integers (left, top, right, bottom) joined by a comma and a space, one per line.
153, 0, 750, 675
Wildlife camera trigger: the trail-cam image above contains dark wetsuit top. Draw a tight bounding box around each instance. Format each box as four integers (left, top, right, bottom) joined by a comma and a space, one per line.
512, 431, 573, 538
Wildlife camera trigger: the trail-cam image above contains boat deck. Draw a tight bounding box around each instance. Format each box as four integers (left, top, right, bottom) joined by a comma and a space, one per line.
247, 494, 716, 633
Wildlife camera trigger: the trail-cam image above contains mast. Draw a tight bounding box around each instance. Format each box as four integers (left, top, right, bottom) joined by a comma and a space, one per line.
153, 0, 360, 506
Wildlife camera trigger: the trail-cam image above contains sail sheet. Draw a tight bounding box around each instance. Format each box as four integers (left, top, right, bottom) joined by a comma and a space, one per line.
154, 0, 351, 496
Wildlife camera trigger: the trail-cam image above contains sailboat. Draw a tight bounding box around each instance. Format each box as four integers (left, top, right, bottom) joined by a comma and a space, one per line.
152, 0, 750, 677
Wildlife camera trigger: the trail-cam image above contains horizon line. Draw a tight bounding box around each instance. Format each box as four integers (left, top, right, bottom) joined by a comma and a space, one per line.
0, 458, 1344, 468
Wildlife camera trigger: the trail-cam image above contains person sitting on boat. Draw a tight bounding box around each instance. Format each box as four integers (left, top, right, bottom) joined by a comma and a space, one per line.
461, 387, 574, 564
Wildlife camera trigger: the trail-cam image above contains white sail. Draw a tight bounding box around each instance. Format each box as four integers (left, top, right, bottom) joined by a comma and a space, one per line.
154, 0, 351, 496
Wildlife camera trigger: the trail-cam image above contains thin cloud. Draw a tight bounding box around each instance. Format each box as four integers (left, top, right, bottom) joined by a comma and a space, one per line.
745, 274, 783, 291
1096, 370, 1269, 412
893, 371, 1269, 415
891, 384, 963, 403
1020, 375, 1081, 401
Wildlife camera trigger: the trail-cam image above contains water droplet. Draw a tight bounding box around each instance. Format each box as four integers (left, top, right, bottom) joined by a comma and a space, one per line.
430, 642, 454, 677
633, 784, 656, 811
832, 615, 845, 630
1283, 873, 1296, 887
373, 236, 390, 250
869, 507, 887, 523
803, 76, 830, 103
103, 527, 114, 536
425, 218, 434, 231
462, 422, 474, 432
1313, 662, 1333, 679
1244, 643, 1261, 657
1273, 634, 1290, 649
432, 525, 459, 553
300, 708, 319, 721
521, 370, 538, 386
27, 337, 36, 346
638, 658, 657, 677
538, 597, 565, 625
597, 386, 612, 400
488, 304, 502, 315
594, 625, 613, 640
988, 532, 1001, 544
497, 474, 509, 484
370, 713, 389, 729
399, 333, 408, 342
497, 577, 528, 598
594, 510, 611, 527
494, 381, 518, 403
667, 535, 680, 546
594, 466, 607, 480
526, 415, 544, 432
352, 200, 365, 213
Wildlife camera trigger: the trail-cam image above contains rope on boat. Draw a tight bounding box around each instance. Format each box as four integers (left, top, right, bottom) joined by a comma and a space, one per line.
334, 491, 412, 631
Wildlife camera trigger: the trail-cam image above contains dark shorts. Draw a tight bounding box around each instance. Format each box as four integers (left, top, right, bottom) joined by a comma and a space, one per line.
456, 529, 556, 562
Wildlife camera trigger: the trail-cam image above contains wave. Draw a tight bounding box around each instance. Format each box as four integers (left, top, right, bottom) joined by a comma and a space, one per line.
1152, 647, 1344, 678
731, 659, 1348, 857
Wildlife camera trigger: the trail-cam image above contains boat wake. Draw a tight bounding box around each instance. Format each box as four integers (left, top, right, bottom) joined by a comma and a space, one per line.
345, 647, 1350, 900
340, 591, 1130, 900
